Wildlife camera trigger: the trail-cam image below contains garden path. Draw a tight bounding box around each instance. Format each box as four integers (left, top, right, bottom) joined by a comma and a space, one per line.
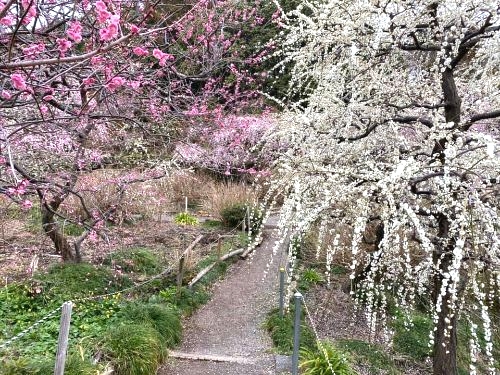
157, 215, 285, 375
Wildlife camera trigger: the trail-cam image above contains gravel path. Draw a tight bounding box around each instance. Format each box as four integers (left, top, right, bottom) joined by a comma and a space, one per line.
158, 216, 283, 375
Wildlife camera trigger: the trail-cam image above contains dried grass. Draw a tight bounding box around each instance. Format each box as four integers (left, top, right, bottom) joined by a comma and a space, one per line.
201, 181, 256, 220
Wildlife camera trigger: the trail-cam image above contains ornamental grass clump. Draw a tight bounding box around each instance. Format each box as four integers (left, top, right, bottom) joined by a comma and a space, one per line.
101, 323, 164, 375
300, 341, 358, 375
120, 302, 182, 348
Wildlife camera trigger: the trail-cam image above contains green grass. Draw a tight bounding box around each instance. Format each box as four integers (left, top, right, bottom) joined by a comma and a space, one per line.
201, 219, 223, 228
119, 302, 182, 348
300, 341, 358, 375
338, 339, 401, 375
265, 307, 316, 354
391, 311, 432, 360
159, 286, 210, 316
104, 247, 162, 275
298, 268, 324, 291
25, 208, 84, 236
101, 323, 164, 375
33, 263, 132, 302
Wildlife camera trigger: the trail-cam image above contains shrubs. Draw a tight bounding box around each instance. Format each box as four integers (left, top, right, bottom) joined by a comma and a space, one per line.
220, 203, 247, 228
119, 303, 182, 348
101, 323, 164, 375
105, 247, 161, 275
265, 308, 316, 354
33, 263, 132, 302
174, 212, 199, 226
300, 341, 358, 375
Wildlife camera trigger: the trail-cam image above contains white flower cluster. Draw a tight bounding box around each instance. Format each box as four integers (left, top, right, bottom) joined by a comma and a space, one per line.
263, 0, 500, 369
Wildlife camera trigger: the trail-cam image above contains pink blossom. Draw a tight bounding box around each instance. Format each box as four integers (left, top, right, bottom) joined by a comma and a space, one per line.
0, 16, 13, 26
132, 46, 148, 56
22, 5, 37, 25
99, 23, 118, 41
40, 105, 48, 114
43, 95, 54, 101
1, 90, 12, 99
21, 42, 44, 57
106, 76, 125, 91
67, 21, 82, 43
129, 80, 141, 89
97, 9, 111, 23
83, 77, 95, 86
90, 56, 104, 65
152, 48, 174, 66
57, 38, 72, 55
11, 73, 27, 91
130, 24, 139, 34
95, 0, 107, 12
21, 200, 33, 210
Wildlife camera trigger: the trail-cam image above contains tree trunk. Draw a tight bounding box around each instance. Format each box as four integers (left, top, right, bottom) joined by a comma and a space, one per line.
429, 67, 462, 375
431, 214, 458, 375
41, 204, 77, 262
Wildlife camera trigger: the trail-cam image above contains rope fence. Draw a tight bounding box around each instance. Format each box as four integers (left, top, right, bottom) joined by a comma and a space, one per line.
0, 216, 251, 353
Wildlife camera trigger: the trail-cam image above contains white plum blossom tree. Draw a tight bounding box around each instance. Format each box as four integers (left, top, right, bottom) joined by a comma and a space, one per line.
265, 1, 500, 374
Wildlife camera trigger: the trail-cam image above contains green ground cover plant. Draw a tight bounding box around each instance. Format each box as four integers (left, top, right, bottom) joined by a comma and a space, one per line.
300, 341, 357, 375
104, 247, 162, 275
174, 212, 199, 226
265, 307, 316, 355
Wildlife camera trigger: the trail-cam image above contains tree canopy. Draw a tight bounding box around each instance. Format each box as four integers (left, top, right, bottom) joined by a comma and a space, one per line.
265, 1, 500, 374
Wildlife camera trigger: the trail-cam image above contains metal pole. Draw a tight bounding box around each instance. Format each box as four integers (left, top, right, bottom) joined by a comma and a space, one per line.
279, 268, 285, 317
246, 205, 251, 232
292, 292, 302, 375
54, 301, 73, 375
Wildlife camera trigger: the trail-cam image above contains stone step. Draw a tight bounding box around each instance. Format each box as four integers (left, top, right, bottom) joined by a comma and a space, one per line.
169, 351, 255, 364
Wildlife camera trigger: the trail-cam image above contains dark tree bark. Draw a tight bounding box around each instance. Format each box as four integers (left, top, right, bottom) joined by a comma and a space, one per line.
432, 214, 458, 375
430, 66, 462, 375
41, 198, 79, 262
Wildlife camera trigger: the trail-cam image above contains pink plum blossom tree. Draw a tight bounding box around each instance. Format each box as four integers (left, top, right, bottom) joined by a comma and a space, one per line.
265, 1, 500, 374
0, 0, 273, 261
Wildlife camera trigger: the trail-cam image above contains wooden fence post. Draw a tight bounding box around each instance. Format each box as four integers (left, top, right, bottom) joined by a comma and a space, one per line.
54, 301, 73, 375
177, 255, 186, 294
177, 235, 204, 294
217, 236, 222, 262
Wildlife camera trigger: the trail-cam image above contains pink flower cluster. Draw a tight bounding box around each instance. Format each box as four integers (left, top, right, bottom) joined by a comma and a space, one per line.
7, 179, 29, 196
96, 1, 120, 41
106, 76, 125, 92
11, 73, 27, 91
153, 48, 174, 66
67, 21, 83, 43
20, 0, 37, 25
176, 114, 278, 176
22, 42, 45, 57
57, 38, 72, 56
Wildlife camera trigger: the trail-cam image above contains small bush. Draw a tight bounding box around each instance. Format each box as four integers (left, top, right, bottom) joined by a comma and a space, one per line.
391, 312, 432, 360
338, 339, 400, 375
120, 302, 182, 348
299, 268, 324, 291
300, 341, 358, 375
34, 263, 132, 302
101, 323, 164, 375
106, 247, 161, 275
174, 212, 198, 225
159, 286, 210, 316
221, 203, 247, 228
265, 308, 316, 354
